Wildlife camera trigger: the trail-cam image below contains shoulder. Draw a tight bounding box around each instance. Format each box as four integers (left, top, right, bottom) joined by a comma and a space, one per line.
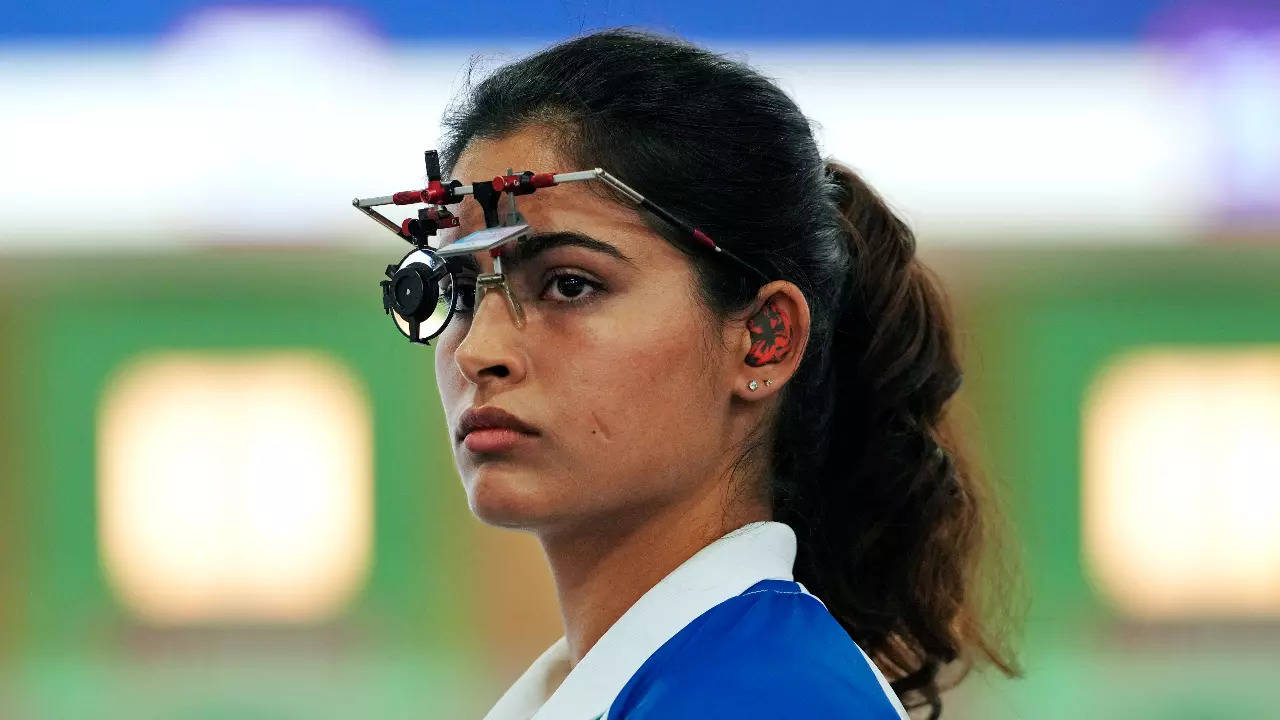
606, 580, 906, 720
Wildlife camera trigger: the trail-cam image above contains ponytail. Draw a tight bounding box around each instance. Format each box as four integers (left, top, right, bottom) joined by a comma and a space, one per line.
777, 161, 1019, 717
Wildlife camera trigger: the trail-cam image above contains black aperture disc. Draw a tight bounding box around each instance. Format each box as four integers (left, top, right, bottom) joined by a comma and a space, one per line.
389, 266, 438, 318
383, 248, 456, 344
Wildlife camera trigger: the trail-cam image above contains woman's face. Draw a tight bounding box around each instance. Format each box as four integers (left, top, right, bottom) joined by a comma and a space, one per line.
433, 126, 746, 536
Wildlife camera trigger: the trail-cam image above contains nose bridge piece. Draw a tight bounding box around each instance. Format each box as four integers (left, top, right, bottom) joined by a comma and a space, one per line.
477, 272, 525, 328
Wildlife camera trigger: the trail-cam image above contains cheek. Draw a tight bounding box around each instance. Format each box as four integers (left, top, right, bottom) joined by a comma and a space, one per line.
550, 298, 720, 452
433, 333, 466, 404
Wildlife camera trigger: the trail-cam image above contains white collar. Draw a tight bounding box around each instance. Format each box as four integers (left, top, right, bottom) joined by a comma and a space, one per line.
482, 520, 797, 720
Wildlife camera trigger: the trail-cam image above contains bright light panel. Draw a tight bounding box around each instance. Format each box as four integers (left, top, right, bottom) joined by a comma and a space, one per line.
97, 351, 373, 625
1083, 348, 1280, 619
0, 8, 1217, 247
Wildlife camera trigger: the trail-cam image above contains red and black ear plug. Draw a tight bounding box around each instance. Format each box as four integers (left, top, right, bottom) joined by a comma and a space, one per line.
745, 301, 793, 367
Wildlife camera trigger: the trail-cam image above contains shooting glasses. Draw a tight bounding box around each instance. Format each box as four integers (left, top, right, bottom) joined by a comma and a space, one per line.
353, 150, 769, 344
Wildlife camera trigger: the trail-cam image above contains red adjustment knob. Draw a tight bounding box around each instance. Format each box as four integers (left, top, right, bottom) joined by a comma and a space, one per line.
424, 181, 447, 204
424, 179, 464, 205
393, 190, 424, 205
492, 175, 516, 192
492, 171, 553, 195
400, 218, 415, 235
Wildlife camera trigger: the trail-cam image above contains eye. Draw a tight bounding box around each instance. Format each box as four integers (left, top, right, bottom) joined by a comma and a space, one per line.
542, 271, 601, 303
448, 275, 477, 315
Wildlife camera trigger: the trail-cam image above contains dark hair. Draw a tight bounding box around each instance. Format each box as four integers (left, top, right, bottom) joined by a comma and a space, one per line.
440, 28, 1019, 717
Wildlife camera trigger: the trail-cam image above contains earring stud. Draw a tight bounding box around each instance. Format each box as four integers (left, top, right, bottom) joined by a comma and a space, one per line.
764, 379, 773, 387
748, 380, 760, 391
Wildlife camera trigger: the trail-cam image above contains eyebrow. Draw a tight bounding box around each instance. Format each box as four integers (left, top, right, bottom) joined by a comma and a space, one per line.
504, 230, 635, 267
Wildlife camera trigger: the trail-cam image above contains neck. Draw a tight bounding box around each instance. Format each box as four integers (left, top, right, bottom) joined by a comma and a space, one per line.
538, 484, 770, 666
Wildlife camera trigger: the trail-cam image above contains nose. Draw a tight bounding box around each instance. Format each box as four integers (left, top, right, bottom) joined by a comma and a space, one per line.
453, 284, 527, 386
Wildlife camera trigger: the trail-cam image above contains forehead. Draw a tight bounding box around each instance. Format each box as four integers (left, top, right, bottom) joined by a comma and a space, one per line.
451, 126, 564, 184
443, 127, 651, 245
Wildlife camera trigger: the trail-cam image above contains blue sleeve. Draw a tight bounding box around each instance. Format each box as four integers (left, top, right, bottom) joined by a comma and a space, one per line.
607, 588, 904, 719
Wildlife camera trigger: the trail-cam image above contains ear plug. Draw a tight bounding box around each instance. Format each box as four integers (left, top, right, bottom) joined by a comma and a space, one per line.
745, 301, 792, 367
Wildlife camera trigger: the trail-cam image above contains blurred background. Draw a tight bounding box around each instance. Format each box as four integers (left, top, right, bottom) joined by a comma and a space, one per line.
1, 1, 1278, 718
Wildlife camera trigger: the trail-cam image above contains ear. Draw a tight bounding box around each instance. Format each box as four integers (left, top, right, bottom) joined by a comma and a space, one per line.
731, 280, 811, 402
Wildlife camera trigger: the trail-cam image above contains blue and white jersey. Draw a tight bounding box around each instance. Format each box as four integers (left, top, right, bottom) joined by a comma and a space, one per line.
483, 521, 909, 720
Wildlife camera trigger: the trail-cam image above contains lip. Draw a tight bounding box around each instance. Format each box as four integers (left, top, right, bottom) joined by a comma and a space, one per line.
463, 427, 536, 453
456, 406, 539, 451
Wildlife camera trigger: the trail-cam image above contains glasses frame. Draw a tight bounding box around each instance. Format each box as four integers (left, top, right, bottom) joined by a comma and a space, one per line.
353, 151, 771, 344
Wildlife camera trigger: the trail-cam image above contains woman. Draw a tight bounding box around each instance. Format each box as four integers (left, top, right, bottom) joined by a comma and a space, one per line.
431, 29, 1019, 719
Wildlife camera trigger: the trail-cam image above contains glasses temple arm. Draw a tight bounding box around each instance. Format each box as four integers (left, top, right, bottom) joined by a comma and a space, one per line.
586, 170, 771, 285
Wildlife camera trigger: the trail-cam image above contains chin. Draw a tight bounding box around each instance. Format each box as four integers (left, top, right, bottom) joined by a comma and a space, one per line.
463, 463, 560, 529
